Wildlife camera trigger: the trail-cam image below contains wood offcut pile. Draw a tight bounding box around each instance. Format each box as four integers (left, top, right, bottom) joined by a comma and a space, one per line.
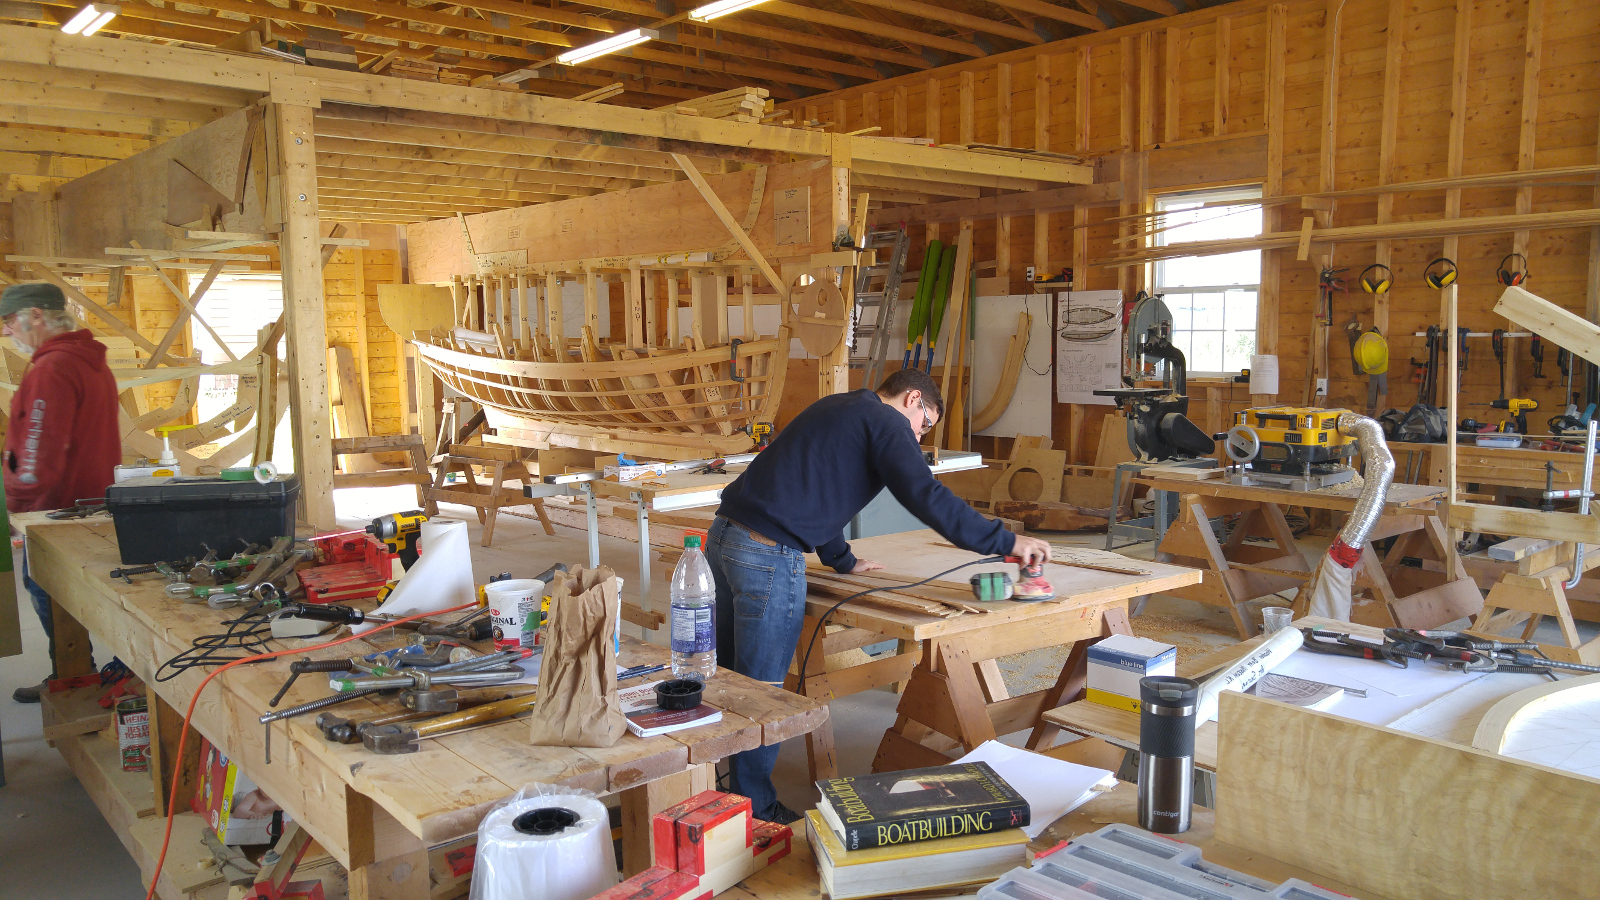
657, 87, 774, 123
805, 567, 988, 618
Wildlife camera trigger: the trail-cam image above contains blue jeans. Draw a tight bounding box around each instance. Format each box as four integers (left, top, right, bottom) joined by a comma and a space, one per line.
706, 516, 807, 820
22, 551, 56, 671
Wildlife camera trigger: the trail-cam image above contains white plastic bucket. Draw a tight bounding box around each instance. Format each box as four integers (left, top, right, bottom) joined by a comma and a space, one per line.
485, 578, 545, 650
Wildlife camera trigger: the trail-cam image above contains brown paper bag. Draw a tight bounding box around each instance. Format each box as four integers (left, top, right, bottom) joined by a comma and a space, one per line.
528, 565, 627, 748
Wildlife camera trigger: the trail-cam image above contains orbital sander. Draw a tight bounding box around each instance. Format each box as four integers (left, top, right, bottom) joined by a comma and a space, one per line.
970, 556, 1057, 602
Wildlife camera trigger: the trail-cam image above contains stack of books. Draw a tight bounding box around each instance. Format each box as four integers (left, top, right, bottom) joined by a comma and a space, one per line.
808, 762, 1032, 899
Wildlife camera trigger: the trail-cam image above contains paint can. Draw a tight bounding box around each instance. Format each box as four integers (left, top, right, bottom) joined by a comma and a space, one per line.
486, 579, 545, 650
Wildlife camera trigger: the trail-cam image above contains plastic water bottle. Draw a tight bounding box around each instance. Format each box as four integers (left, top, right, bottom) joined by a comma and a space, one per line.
670, 535, 717, 682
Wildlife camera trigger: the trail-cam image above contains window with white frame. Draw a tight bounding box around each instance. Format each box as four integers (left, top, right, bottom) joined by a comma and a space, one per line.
1152, 186, 1263, 376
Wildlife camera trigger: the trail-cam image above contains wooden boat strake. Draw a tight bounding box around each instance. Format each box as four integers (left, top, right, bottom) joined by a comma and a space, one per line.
414, 326, 789, 459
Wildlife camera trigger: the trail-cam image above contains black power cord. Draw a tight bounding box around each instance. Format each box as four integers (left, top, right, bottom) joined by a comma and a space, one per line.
154, 601, 279, 682
797, 556, 1006, 695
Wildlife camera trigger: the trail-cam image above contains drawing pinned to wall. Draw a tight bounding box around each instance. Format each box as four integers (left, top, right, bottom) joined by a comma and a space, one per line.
1055, 290, 1124, 405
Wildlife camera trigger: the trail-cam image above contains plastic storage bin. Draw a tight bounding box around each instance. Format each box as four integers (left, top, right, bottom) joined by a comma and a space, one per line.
104, 474, 301, 564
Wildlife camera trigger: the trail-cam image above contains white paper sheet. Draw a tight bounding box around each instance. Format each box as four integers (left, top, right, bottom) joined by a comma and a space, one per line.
954, 740, 1116, 839
1264, 651, 1486, 726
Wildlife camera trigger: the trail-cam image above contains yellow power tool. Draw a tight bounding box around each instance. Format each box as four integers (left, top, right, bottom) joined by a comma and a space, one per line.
366, 510, 428, 569
1491, 397, 1538, 434
1223, 407, 1358, 489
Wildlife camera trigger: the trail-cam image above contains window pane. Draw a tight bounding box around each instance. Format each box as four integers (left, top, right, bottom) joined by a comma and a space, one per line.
1224, 330, 1257, 372
1159, 250, 1262, 288
1193, 292, 1224, 329
1226, 289, 1258, 329
1165, 293, 1192, 330
1191, 331, 1223, 373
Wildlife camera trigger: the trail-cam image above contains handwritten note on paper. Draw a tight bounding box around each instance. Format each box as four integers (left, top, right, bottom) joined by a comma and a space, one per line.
774, 187, 810, 246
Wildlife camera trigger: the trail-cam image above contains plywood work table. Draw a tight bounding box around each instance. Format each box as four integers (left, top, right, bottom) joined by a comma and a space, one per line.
1138, 475, 1480, 638
1042, 616, 1381, 772
787, 529, 1201, 781
28, 520, 827, 897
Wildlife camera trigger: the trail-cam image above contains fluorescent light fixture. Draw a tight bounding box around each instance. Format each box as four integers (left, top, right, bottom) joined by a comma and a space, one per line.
61, 2, 116, 34
557, 28, 656, 66
688, 0, 769, 22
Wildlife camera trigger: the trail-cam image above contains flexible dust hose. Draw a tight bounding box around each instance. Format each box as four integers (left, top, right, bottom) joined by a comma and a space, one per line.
1327, 411, 1394, 568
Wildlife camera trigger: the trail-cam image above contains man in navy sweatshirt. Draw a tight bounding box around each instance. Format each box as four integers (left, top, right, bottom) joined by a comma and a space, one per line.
709, 367, 1051, 823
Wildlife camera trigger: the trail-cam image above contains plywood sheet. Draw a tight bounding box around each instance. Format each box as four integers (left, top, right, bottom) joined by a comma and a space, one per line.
53, 108, 264, 256
1214, 692, 1600, 900
407, 160, 837, 283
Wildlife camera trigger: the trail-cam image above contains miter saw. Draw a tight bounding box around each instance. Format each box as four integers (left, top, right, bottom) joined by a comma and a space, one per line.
1222, 407, 1359, 490
1092, 293, 1215, 463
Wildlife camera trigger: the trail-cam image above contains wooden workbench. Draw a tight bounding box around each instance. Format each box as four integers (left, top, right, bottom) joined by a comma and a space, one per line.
1139, 475, 1481, 638
786, 529, 1201, 780
28, 520, 827, 899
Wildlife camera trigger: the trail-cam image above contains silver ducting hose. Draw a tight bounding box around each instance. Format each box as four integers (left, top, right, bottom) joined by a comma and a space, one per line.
1335, 412, 1394, 554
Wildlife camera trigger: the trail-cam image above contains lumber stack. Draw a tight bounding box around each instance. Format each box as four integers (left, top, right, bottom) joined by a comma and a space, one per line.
301, 39, 358, 71
657, 87, 774, 123
389, 58, 446, 82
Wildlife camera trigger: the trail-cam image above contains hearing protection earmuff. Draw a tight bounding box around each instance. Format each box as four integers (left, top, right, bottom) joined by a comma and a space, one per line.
1497, 252, 1529, 287
1424, 257, 1458, 289
1359, 263, 1393, 294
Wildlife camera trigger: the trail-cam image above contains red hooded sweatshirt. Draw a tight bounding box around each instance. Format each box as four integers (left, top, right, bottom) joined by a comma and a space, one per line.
4, 329, 121, 513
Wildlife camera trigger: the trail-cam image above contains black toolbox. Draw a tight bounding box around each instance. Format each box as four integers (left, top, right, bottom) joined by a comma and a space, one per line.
104, 474, 301, 564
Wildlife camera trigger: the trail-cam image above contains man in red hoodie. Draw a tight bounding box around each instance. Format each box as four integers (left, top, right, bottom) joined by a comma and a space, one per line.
1, 282, 121, 702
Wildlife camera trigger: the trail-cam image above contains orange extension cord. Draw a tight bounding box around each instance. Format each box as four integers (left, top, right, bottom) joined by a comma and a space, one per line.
144, 601, 477, 900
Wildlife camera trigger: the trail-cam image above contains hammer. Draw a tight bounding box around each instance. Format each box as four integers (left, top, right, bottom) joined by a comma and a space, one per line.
362, 692, 541, 754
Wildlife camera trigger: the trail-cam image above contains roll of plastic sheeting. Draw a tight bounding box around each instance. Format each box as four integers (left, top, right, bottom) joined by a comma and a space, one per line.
469, 789, 617, 900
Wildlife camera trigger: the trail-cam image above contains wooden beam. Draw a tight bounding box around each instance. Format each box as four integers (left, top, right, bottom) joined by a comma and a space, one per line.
984, 0, 1104, 30
1164, 26, 1180, 144
878, 182, 1119, 227
1213, 16, 1230, 136
695, 19, 931, 70
1373, 0, 1405, 340
1256, 3, 1287, 402
671, 154, 787, 302
1034, 54, 1051, 282
759, 1, 984, 58
143, 259, 226, 369
1513, 0, 1545, 259
276, 101, 336, 529
315, 153, 605, 196
313, 118, 684, 179
846, 0, 1042, 44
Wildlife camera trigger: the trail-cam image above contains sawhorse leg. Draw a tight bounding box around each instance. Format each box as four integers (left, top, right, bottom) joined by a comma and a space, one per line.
1026, 606, 1132, 750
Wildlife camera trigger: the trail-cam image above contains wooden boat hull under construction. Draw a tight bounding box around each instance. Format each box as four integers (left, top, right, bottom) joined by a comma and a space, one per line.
413, 327, 789, 459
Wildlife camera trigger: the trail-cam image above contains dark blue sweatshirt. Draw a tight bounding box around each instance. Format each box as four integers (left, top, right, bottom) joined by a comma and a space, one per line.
716, 389, 1017, 572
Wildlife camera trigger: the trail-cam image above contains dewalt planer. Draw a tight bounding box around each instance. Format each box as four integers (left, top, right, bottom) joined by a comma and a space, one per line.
366, 510, 427, 569
1222, 407, 1358, 490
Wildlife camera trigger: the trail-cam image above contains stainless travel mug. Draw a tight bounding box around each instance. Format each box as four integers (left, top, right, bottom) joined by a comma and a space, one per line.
1137, 675, 1199, 834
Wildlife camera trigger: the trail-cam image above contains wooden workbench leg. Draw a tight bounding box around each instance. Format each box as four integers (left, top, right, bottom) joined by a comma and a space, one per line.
50, 598, 93, 679
146, 687, 202, 817
936, 642, 1000, 753
1025, 607, 1131, 750
349, 849, 430, 900
976, 658, 1010, 703
805, 718, 839, 783
619, 764, 714, 877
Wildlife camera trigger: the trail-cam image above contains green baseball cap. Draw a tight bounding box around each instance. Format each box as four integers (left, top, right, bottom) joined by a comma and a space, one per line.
0, 282, 67, 318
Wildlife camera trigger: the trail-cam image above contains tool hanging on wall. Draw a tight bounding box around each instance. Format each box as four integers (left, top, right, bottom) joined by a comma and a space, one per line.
1315, 267, 1347, 322
1492, 329, 1507, 399
924, 243, 957, 372
1497, 252, 1530, 286
1531, 335, 1544, 378
903, 240, 941, 371
1424, 257, 1458, 289
1457, 326, 1470, 392
1346, 324, 1389, 416
1358, 263, 1392, 295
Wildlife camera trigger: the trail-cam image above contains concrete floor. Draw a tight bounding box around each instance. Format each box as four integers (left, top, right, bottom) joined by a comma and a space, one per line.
3, 483, 1587, 897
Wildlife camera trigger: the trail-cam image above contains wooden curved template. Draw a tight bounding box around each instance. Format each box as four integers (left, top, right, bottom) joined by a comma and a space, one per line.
988, 447, 1067, 505
1472, 672, 1600, 754
971, 310, 1031, 433
793, 279, 846, 357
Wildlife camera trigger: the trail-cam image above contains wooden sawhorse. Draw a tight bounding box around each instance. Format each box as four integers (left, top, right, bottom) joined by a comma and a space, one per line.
1141, 476, 1482, 638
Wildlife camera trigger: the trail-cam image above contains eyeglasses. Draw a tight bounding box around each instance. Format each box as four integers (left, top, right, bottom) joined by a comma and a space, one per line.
917, 400, 937, 436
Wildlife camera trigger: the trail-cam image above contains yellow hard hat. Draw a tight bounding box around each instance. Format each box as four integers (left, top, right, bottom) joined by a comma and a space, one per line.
1353, 329, 1388, 375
